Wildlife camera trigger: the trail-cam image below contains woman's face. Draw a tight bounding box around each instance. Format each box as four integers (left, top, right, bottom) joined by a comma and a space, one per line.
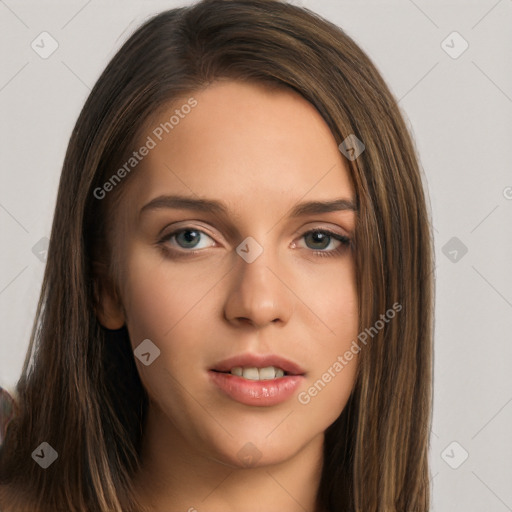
101, 80, 359, 468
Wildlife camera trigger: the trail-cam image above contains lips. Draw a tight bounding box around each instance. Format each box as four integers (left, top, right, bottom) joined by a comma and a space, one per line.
209, 353, 306, 406
210, 353, 306, 376
209, 370, 304, 406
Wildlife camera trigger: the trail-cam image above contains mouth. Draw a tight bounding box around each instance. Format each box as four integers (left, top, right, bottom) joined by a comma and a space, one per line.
208, 352, 306, 406
211, 366, 292, 380
209, 353, 306, 379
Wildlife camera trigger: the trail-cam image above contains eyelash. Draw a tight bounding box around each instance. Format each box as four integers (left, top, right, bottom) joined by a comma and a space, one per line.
157, 227, 351, 259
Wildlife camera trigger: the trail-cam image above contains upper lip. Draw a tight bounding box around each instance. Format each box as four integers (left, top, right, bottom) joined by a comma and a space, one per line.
210, 353, 306, 376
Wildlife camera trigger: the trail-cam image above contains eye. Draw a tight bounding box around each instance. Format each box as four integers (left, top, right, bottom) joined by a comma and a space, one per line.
161, 228, 215, 251
298, 229, 351, 258
158, 226, 351, 258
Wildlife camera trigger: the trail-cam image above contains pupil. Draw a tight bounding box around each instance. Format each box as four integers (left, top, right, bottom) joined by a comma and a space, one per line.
179, 230, 199, 247
308, 231, 329, 249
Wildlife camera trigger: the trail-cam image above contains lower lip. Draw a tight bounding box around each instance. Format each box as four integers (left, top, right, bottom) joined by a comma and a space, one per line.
208, 371, 304, 407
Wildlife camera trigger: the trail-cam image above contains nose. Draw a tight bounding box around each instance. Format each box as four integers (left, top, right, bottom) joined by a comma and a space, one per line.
223, 246, 293, 329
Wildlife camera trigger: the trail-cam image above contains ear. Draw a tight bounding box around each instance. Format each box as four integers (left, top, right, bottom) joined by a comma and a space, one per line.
92, 261, 126, 330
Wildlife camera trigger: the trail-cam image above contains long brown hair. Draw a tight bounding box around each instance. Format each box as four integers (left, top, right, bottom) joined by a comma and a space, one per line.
0, 1, 435, 510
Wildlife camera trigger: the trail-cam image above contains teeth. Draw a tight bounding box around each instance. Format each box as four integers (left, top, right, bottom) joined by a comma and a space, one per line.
243, 367, 260, 380
259, 367, 277, 380
229, 366, 286, 380
231, 367, 243, 377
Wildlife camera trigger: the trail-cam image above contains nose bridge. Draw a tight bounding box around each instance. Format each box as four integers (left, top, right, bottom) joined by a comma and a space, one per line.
224, 234, 292, 327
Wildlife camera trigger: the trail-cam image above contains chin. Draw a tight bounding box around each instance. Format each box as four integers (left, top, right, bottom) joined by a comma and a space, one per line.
204, 433, 302, 470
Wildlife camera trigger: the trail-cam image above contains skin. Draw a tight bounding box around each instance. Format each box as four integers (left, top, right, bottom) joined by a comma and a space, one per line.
97, 80, 359, 512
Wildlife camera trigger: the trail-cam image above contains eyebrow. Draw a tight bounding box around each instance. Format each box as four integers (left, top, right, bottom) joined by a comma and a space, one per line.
139, 194, 358, 219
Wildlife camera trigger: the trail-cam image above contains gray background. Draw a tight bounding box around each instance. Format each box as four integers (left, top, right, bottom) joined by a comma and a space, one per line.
1, 0, 511, 510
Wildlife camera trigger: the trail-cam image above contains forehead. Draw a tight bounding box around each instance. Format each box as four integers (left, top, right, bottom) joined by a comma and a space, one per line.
124, 80, 355, 218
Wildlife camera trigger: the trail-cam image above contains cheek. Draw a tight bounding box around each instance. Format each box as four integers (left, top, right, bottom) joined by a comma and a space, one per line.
119, 250, 211, 413
119, 246, 222, 395
295, 254, 359, 347
298, 360, 358, 431
296, 292, 359, 428
121, 247, 210, 345
294, 260, 359, 419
